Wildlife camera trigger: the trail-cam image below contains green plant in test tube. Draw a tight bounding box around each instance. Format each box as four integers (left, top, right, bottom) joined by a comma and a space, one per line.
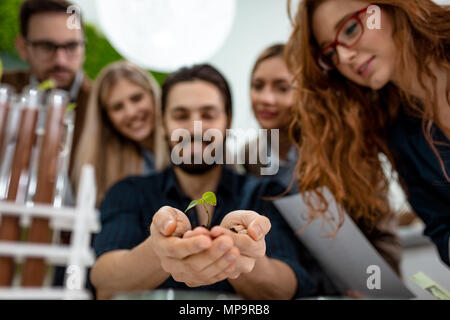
38, 79, 56, 91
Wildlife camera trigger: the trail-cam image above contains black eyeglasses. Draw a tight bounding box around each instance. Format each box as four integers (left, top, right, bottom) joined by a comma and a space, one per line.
26, 40, 86, 60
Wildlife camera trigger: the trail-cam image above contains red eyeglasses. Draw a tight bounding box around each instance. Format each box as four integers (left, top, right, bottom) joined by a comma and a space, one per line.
318, 6, 371, 71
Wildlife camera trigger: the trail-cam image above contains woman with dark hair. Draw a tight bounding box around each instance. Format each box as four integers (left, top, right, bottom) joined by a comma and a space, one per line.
286, 0, 450, 266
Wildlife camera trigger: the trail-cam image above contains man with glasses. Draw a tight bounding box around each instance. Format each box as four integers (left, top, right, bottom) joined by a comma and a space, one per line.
2, 0, 90, 174
1, 0, 90, 288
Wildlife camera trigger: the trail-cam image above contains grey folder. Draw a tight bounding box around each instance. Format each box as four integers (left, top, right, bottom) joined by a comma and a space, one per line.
274, 190, 415, 299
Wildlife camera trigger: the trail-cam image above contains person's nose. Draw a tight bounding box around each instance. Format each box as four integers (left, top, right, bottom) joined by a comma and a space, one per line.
187, 113, 203, 135
53, 47, 70, 65
182, 112, 209, 142
124, 102, 139, 121
259, 87, 276, 106
336, 45, 357, 65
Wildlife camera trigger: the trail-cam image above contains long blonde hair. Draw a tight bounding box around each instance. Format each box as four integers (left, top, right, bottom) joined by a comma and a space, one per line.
72, 61, 170, 204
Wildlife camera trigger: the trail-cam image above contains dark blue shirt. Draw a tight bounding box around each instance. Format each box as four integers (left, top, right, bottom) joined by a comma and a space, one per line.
93, 166, 318, 298
387, 109, 450, 266
141, 148, 156, 175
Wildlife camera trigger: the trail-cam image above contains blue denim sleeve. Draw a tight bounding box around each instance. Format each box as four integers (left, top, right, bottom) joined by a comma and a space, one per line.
93, 178, 146, 258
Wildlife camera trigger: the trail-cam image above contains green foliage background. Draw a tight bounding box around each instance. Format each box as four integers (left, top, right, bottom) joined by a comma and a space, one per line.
0, 0, 167, 84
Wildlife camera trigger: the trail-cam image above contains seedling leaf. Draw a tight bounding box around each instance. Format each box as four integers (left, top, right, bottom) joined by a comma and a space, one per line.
183, 191, 217, 229
185, 200, 200, 213
202, 192, 216, 206
67, 103, 76, 112
38, 79, 56, 91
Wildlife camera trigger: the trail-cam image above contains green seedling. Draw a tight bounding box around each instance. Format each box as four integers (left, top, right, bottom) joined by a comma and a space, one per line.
67, 102, 76, 112
184, 191, 217, 229
38, 79, 56, 91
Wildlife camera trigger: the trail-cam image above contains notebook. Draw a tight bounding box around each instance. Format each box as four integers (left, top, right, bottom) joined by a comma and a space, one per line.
274, 190, 415, 299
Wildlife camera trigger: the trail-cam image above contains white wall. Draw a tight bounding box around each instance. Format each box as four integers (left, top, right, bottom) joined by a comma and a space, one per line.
72, 0, 299, 133
73, 0, 449, 131
71, 0, 101, 30
207, 0, 299, 131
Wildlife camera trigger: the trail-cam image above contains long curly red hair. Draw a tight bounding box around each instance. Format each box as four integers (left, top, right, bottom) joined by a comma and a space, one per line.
285, 0, 450, 234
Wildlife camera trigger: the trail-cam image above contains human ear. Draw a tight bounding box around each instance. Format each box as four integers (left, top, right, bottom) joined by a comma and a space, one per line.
15, 35, 29, 62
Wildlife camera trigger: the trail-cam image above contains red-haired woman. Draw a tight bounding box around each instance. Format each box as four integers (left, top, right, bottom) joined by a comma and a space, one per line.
286, 0, 450, 266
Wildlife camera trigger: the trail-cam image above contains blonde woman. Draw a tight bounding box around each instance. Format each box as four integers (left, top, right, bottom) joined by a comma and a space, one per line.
72, 61, 170, 205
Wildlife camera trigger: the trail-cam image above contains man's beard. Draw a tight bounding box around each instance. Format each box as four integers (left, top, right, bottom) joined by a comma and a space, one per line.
169, 139, 225, 175
43, 66, 76, 89
175, 162, 218, 175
